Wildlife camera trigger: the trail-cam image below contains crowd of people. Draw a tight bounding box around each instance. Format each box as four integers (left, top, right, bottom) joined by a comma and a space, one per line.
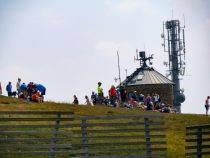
5, 78, 46, 103
1, 79, 209, 115
72, 82, 176, 113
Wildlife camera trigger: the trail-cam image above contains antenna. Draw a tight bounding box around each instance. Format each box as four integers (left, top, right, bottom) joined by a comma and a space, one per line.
134, 50, 153, 68
117, 50, 121, 86
161, 18, 186, 113
183, 14, 186, 28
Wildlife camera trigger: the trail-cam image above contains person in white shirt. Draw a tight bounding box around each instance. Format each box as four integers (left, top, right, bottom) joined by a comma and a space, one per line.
16, 78, 21, 96
85, 96, 92, 106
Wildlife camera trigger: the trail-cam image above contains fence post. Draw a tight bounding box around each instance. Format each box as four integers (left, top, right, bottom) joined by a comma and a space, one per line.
50, 113, 61, 158
82, 119, 89, 158
144, 117, 151, 158
197, 127, 202, 158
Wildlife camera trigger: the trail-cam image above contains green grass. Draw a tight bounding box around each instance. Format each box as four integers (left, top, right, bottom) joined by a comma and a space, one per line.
0, 95, 210, 158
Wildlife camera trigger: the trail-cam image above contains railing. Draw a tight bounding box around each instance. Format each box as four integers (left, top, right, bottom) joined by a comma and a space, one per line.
0, 111, 74, 158
0, 111, 166, 158
185, 124, 210, 158
70, 115, 167, 158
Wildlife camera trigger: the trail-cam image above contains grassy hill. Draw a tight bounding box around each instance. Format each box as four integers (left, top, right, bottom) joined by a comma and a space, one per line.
0, 95, 210, 158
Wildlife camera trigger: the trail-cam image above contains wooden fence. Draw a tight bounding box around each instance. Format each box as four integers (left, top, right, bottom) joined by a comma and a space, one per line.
0, 111, 166, 158
185, 124, 210, 158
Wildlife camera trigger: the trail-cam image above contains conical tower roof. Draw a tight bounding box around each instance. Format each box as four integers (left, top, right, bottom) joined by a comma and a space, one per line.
122, 67, 173, 86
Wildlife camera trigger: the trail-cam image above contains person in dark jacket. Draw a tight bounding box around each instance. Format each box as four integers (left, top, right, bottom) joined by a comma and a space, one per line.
73, 95, 79, 104
6, 82, 12, 96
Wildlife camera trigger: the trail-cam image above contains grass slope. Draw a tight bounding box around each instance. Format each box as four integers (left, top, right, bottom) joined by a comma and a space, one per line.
0, 95, 210, 158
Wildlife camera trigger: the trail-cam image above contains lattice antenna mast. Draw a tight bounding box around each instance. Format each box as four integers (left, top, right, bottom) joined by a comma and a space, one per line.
134, 50, 153, 68
161, 19, 186, 113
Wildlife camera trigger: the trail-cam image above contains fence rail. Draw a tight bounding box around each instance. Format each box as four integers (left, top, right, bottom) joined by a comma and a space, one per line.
0, 111, 166, 158
185, 124, 210, 158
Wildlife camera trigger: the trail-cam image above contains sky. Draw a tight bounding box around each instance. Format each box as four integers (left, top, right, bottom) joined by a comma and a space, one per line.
0, 0, 209, 114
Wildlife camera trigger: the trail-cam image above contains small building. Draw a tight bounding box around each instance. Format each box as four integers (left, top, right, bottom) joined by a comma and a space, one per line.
121, 51, 174, 105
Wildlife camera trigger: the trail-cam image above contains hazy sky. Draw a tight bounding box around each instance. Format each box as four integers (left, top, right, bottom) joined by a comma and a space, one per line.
0, 0, 209, 114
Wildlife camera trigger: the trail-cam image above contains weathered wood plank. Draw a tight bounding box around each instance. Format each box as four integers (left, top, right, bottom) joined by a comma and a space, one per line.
0, 131, 73, 135
72, 141, 167, 147
0, 144, 72, 149
0, 138, 73, 142
0, 150, 88, 156
0, 118, 74, 121
0, 111, 73, 114
87, 148, 167, 153
186, 131, 210, 135
0, 135, 166, 142
73, 115, 164, 120
186, 145, 210, 149
71, 128, 165, 133
0, 124, 75, 128
0, 121, 164, 128
186, 152, 210, 156
186, 125, 210, 129
0, 151, 167, 157
186, 138, 210, 142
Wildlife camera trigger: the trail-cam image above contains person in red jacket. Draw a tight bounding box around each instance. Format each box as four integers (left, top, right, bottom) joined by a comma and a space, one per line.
109, 85, 116, 106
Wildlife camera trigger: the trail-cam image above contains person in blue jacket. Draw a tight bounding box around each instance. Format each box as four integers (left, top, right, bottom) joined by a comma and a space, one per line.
19, 83, 27, 92
6, 82, 12, 96
36, 84, 46, 96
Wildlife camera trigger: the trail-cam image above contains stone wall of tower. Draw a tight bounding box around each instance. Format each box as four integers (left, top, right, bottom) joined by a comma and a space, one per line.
125, 84, 173, 106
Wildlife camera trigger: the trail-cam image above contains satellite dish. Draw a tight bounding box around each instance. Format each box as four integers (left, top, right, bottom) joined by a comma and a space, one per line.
161, 33, 164, 38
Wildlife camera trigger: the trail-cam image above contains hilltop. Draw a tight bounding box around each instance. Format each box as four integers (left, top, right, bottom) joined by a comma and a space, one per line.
0, 95, 210, 158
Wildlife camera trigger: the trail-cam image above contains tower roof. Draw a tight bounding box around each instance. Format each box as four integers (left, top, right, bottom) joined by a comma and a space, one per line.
122, 67, 173, 86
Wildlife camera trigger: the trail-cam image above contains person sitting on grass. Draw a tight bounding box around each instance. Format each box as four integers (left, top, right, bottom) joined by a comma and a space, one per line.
84, 96, 92, 106
128, 98, 138, 109
31, 91, 43, 103
73, 95, 79, 105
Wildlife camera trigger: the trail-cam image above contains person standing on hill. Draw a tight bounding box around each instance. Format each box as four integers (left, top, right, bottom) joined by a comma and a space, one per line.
85, 96, 92, 106
109, 85, 116, 106
97, 82, 103, 104
6, 82, 12, 96
205, 96, 210, 116
16, 78, 21, 96
91, 92, 97, 105
0, 82, 2, 95
120, 86, 127, 103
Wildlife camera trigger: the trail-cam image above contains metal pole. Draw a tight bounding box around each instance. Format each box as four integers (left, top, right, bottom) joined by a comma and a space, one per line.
117, 50, 121, 86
